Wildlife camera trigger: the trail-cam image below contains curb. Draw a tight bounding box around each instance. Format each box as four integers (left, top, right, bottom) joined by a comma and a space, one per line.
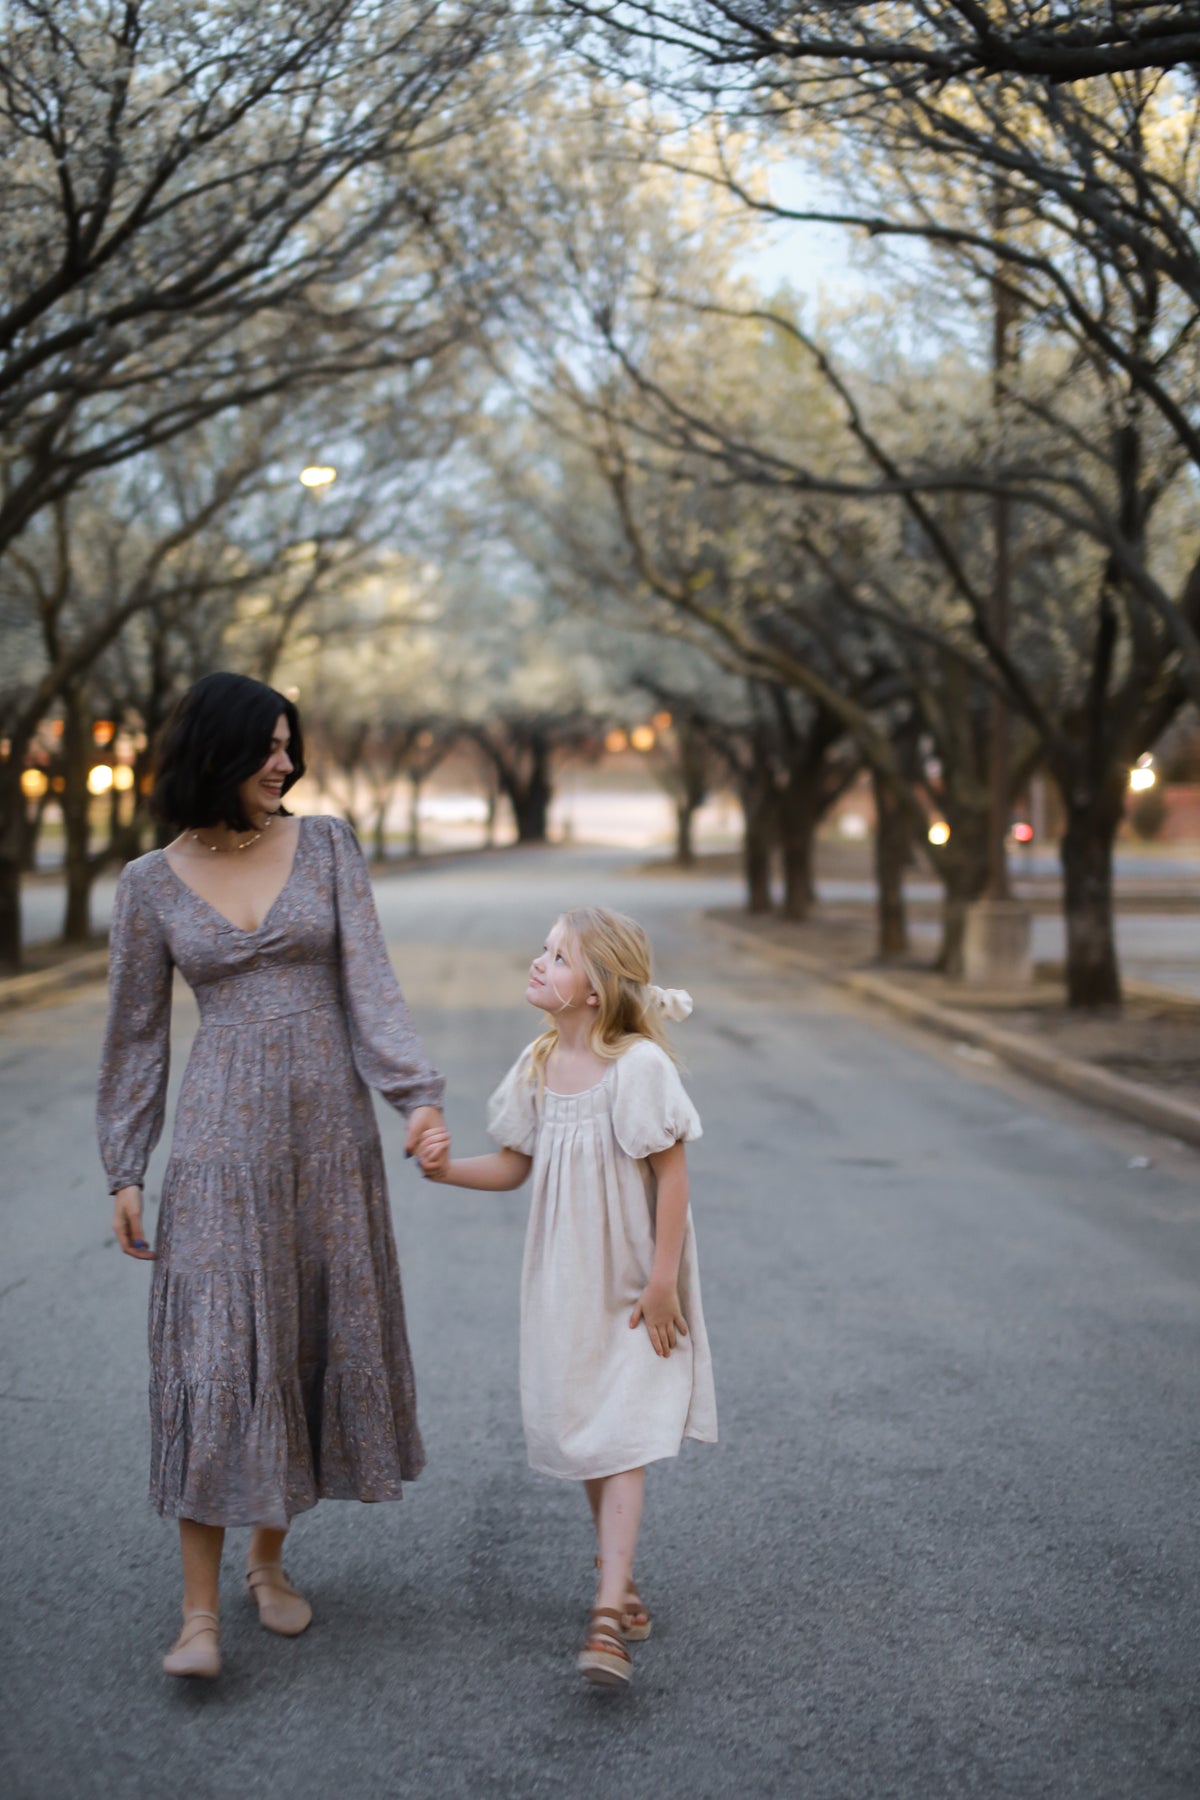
0, 948, 111, 1013
710, 915, 1200, 1153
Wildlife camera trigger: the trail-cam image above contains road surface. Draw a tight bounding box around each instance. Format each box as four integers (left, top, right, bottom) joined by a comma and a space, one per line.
1, 847, 1197, 1798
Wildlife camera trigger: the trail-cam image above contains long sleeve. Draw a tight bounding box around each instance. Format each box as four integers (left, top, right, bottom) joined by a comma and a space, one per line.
96, 861, 174, 1193
328, 815, 445, 1115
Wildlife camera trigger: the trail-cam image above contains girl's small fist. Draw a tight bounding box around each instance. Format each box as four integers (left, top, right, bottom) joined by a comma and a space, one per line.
418, 1129, 451, 1179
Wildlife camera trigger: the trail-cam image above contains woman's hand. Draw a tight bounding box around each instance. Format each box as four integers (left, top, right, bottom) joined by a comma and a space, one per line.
405, 1105, 444, 1158
417, 1127, 451, 1180
630, 1281, 688, 1357
113, 1186, 156, 1261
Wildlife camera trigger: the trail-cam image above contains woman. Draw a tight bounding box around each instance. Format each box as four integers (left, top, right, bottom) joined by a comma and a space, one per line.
97, 671, 445, 1679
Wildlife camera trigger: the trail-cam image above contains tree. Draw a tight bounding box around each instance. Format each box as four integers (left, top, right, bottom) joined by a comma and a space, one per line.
566, 1, 1200, 85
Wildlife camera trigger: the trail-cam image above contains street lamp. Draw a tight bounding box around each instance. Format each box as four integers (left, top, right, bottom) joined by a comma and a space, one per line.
299, 465, 337, 489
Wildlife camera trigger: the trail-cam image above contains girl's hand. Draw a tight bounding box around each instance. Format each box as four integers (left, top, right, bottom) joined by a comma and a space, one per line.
113, 1186, 155, 1261
418, 1127, 452, 1180
630, 1281, 688, 1357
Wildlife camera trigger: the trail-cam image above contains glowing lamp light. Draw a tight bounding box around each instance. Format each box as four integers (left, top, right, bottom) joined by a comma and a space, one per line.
92, 720, 115, 746
299, 465, 337, 489
605, 728, 629, 754
1129, 766, 1156, 791
1012, 822, 1034, 844
87, 764, 115, 795
630, 726, 656, 752
927, 820, 951, 846
112, 765, 136, 792
651, 711, 673, 731
20, 768, 48, 800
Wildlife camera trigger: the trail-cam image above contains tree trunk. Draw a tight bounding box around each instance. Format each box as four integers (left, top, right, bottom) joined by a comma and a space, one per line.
739, 781, 774, 914
408, 775, 423, 857
372, 801, 388, 864
1060, 781, 1124, 1007
674, 800, 697, 867
872, 769, 910, 960
0, 762, 25, 969
776, 781, 819, 922
60, 686, 94, 944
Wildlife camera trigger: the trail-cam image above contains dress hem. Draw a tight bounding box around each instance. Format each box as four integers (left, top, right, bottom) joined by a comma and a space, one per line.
526, 1427, 717, 1482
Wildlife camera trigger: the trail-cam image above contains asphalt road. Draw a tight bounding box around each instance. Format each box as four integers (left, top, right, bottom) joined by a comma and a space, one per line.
2, 846, 1198, 1799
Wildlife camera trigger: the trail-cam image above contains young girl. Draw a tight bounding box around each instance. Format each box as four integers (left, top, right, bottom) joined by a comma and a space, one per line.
418, 906, 717, 1689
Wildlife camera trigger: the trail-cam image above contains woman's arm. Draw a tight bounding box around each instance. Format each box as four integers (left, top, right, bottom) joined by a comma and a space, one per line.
630, 1139, 690, 1357
328, 817, 445, 1150
96, 864, 173, 1261
418, 1129, 531, 1192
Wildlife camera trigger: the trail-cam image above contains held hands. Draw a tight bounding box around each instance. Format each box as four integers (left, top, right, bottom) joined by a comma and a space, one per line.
416, 1126, 452, 1181
630, 1280, 688, 1358
405, 1105, 445, 1158
113, 1186, 155, 1261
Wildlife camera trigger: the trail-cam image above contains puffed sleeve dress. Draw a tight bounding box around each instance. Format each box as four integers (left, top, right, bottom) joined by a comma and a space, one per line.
96, 814, 442, 1527
488, 1037, 717, 1480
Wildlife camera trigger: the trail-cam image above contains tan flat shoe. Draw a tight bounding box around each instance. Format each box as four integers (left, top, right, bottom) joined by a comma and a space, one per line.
246, 1564, 313, 1636
163, 1610, 221, 1680
577, 1607, 632, 1689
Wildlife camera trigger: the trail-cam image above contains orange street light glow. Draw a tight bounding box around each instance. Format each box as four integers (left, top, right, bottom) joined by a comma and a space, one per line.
299, 465, 337, 488
113, 765, 136, 792
630, 726, 656, 752
1129, 766, 1156, 791
87, 765, 115, 795
605, 729, 629, 753
927, 821, 951, 845
20, 768, 48, 799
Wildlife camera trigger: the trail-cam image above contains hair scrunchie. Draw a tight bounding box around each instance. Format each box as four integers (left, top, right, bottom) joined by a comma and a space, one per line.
645, 983, 694, 1022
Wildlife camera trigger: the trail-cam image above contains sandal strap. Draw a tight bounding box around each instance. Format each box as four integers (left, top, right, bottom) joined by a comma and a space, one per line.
177, 1611, 219, 1643
247, 1565, 295, 1592
585, 1607, 628, 1647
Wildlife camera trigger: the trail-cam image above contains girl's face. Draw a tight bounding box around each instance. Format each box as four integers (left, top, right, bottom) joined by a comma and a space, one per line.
526, 920, 597, 1016
237, 713, 294, 822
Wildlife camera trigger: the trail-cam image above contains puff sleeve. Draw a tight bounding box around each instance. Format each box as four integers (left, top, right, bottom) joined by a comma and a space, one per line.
96, 860, 174, 1193
487, 1044, 540, 1155
328, 815, 445, 1115
611, 1040, 702, 1160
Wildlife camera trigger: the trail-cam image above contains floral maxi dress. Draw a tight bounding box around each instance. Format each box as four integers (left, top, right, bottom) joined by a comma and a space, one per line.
96, 814, 443, 1527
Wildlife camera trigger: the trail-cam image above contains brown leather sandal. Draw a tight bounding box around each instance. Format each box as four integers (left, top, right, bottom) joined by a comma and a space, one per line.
163, 1610, 221, 1679
577, 1606, 633, 1688
595, 1557, 652, 1641
246, 1565, 313, 1637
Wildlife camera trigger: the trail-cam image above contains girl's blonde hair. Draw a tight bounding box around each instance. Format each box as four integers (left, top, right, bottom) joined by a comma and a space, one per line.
528, 906, 677, 1084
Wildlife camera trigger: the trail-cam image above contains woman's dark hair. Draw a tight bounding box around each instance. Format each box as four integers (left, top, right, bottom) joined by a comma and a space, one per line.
151, 672, 305, 831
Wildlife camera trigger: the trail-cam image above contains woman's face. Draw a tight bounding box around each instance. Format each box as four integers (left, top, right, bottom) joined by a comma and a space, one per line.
526, 919, 596, 1015
237, 713, 294, 822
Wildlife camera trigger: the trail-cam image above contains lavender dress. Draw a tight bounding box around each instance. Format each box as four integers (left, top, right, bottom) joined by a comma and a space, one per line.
96, 814, 442, 1527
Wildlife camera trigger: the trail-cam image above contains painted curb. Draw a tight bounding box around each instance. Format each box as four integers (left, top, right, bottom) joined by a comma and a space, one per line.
711, 916, 1200, 1153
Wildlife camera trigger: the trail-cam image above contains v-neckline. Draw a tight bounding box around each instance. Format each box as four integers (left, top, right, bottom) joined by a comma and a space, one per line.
161, 817, 306, 937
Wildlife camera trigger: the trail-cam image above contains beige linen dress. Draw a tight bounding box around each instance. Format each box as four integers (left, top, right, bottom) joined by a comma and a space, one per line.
96, 814, 442, 1527
488, 1037, 717, 1480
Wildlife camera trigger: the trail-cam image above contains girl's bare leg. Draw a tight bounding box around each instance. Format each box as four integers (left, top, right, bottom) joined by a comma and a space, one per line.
179, 1519, 224, 1618
590, 1468, 645, 1617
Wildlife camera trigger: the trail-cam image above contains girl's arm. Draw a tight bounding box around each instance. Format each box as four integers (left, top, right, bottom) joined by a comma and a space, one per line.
419, 1128, 531, 1191
630, 1139, 690, 1357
